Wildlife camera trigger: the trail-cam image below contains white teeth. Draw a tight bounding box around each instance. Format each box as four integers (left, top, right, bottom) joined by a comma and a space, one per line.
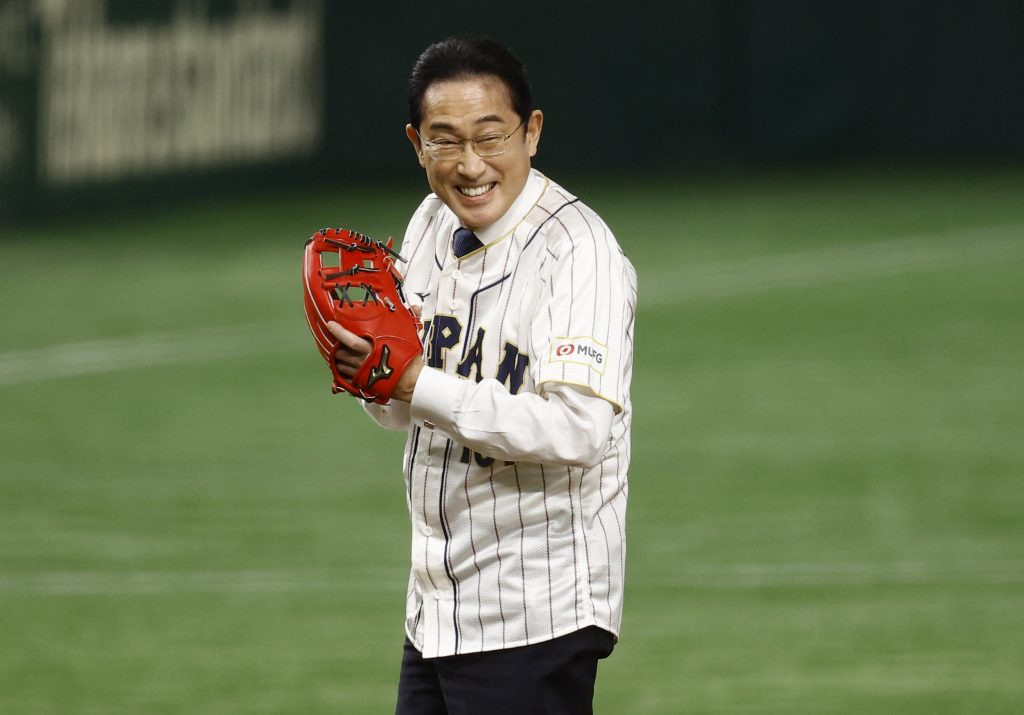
460, 183, 494, 197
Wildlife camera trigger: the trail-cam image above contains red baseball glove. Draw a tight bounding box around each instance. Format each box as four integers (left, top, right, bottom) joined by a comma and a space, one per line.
303, 228, 422, 403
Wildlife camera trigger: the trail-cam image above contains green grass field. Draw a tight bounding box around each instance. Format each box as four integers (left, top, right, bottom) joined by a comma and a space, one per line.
2, 165, 1023, 713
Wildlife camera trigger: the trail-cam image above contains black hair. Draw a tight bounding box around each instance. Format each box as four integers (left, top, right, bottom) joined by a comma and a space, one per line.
407, 35, 533, 131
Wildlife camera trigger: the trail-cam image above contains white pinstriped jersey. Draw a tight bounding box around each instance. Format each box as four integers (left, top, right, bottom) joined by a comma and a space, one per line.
364, 169, 637, 658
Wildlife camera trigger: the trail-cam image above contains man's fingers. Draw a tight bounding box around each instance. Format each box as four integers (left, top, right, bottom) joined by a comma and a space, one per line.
326, 321, 372, 356
325, 321, 373, 379
335, 352, 367, 371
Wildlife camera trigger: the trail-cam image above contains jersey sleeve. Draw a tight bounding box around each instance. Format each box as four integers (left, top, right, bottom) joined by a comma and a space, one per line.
409, 368, 615, 465
362, 399, 412, 431
532, 214, 637, 413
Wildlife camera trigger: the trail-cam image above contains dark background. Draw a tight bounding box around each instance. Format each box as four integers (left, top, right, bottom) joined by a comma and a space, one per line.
326, 1, 1024, 174
2, 0, 1023, 221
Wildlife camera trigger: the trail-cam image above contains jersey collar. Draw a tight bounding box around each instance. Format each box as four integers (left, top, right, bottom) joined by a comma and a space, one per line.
471, 169, 548, 247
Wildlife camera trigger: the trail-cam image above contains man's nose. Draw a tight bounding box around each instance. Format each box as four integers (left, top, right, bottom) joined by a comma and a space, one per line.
457, 144, 487, 177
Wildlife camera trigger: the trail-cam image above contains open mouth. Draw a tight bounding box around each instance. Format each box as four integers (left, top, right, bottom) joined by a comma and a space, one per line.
458, 183, 496, 198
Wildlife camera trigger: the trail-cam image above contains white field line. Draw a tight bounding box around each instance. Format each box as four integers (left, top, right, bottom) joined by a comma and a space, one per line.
1, 224, 1021, 386
0, 323, 298, 387
0, 561, 1020, 596
641, 223, 1024, 306
650, 560, 1024, 588
0, 568, 405, 596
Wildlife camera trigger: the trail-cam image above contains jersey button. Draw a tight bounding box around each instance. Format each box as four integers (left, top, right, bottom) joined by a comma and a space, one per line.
451, 270, 462, 281
421, 525, 433, 536
424, 456, 433, 466
432, 590, 443, 601
448, 300, 457, 311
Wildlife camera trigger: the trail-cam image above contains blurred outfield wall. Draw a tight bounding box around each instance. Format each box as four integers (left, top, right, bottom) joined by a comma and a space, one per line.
1, 0, 1022, 222
0, 0, 325, 221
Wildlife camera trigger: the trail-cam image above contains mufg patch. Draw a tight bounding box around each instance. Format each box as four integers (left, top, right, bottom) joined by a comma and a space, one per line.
550, 337, 608, 375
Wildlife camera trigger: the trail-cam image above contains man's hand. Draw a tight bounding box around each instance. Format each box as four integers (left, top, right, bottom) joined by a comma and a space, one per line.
326, 319, 423, 403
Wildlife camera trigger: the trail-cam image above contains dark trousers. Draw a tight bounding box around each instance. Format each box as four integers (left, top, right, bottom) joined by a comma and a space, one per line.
395, 626, 615, 715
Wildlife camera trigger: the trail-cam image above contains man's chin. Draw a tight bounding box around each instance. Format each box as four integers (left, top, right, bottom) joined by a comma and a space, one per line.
453, 206, 499, 233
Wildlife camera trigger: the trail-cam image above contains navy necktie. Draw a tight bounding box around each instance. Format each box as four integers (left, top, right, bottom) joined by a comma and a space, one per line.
453, 227, 483, 258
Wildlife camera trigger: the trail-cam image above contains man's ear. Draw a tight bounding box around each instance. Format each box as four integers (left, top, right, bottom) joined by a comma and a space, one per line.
525, 109, 543, 159
406, 124, 427, 168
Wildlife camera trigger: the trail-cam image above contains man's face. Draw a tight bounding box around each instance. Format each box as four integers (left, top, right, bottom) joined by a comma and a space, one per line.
406, 75, 542, 232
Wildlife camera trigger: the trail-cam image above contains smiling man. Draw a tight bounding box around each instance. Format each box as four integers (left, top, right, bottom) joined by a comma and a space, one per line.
406, 72, 540, 233
326, 36, 637, 714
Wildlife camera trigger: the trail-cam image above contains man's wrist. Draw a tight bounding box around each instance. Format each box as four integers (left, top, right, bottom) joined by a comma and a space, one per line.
393, 358, 424, 402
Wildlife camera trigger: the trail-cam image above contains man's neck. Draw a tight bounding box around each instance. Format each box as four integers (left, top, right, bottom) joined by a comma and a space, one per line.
472, 169, 546, 244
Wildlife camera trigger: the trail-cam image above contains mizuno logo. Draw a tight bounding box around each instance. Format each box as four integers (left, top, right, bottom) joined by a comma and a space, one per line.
366, 345, 394, 387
